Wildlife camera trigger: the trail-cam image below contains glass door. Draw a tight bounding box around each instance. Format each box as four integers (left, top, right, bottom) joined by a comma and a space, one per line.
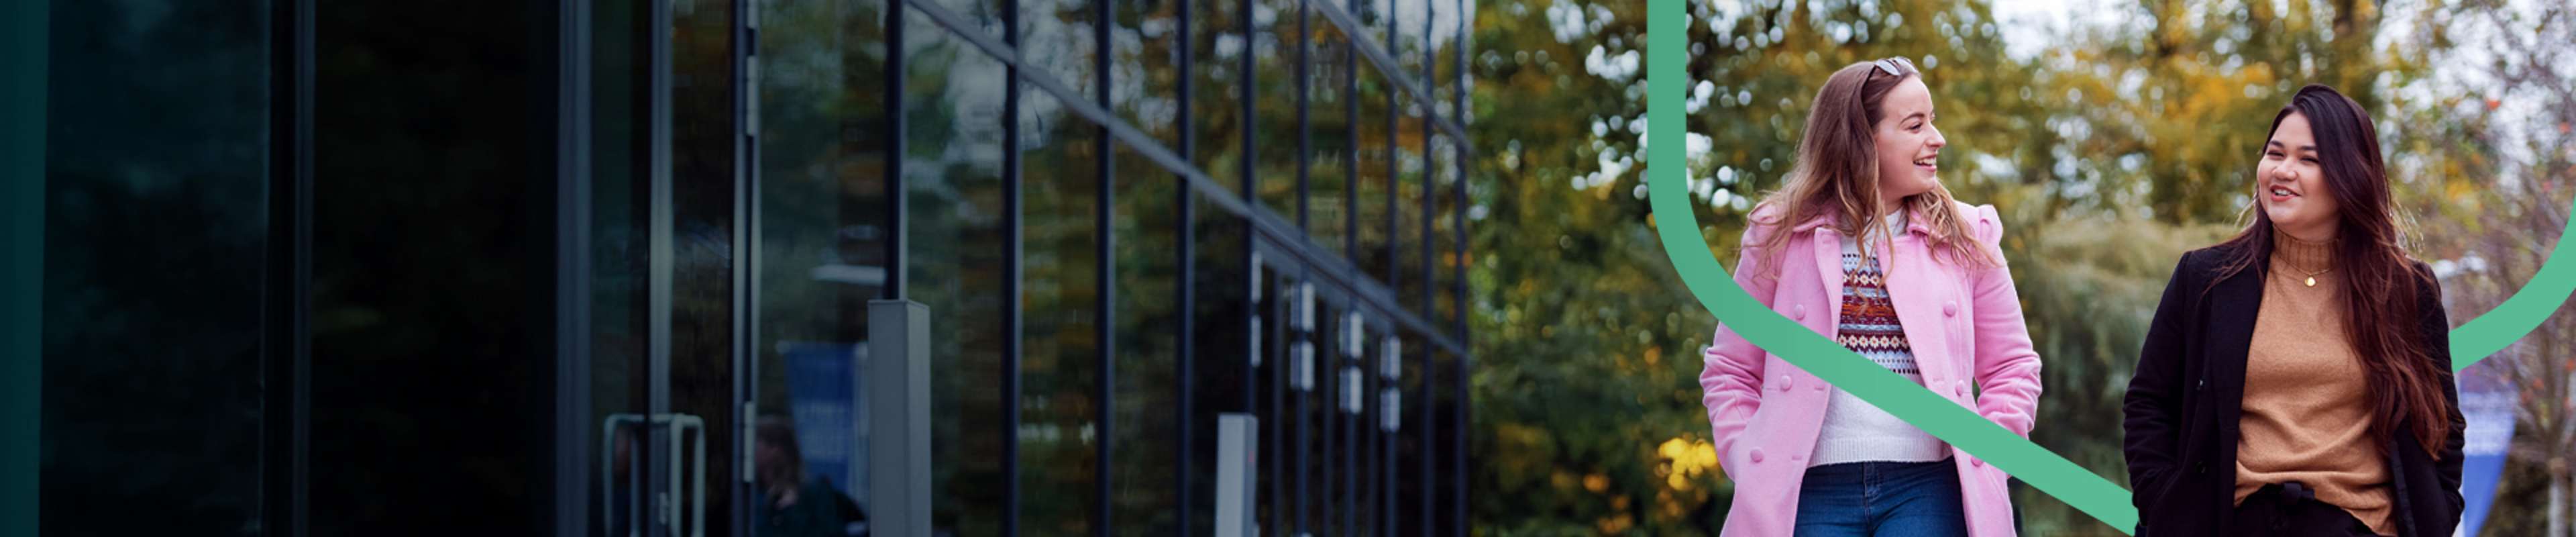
582, 0, 750, 535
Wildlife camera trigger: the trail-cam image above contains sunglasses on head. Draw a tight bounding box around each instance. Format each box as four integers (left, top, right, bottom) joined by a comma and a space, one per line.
1868, 56, 1915, 79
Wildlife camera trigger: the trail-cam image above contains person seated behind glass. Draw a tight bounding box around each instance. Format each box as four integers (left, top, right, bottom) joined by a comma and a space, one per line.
754, 416, 866, 537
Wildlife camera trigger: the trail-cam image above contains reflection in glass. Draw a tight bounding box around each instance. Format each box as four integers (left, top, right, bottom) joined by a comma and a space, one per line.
41, 1, 268, 534
1191, 0, 1247, 197
1416, 133, 1448, 314
671, 3, 743, 533
1022, 0, 1100, 105
305, 0, 572, 532
1389, 104, 1428, 301
1364, 0, 1389, 40
586, 0, 655, 533
1308, 24, 1352, 248
1109, 142, 1184, 535
1116, 0, 1185, 148
916, 0, 1009, 43
1395, 0, 1425, 77
1389, 331, 1430, 534
1430, 133, 1461, 330
1252, 0, 1301, 218
1018, 81, 1104, 535
898, 12, 1013, 532
1179, 193, 1256, 537
752, 416, 862, 536
1444, 0, 1470, 124
1354, 64, 1394, 281
1431, 349, 1462, 533
755, 0, 892, 534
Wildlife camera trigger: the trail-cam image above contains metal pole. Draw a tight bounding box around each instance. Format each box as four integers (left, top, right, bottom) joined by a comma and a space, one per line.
868, 300, 934, 537
262, 0, 315, 533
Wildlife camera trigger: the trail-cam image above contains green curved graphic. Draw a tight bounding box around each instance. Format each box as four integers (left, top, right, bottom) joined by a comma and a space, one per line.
1642, 1, 2576, 532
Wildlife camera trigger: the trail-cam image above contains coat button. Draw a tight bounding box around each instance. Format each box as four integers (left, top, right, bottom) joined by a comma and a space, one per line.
1792, 303, 1809, 321
1953, 381, 1968, 397
1943, 301, 1960, 317
1750, 448, 1766, 464
1778, 375, 1794, 392
1972, 458, 1985, 468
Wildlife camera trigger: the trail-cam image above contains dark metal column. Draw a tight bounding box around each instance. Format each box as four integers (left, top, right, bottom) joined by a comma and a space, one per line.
553, 0, 597, 534
1003, 0, 1027, 531
1091, 0, 1118, 530
262, 0, 315, 533
1175, 0, 1201, 529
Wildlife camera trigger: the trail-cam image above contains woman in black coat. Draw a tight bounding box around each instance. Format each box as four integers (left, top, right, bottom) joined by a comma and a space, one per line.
2121, 85, 2464, 536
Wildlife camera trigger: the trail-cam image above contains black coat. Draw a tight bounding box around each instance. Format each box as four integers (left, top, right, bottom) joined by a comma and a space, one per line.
2121, 245, 2464, 536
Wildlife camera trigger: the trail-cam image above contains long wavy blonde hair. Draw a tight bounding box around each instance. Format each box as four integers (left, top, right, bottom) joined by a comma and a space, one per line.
1748, 58, 1994, 274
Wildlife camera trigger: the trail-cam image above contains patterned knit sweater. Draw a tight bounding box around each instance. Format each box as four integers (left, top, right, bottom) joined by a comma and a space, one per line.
1809, 213, 1951, 467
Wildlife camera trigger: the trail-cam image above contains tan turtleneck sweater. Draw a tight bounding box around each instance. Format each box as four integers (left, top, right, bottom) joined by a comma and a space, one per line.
2233, 230, 2394, 536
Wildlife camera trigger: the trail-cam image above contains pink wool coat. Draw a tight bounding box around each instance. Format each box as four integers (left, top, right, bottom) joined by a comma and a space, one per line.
1699, 202, 2044, 537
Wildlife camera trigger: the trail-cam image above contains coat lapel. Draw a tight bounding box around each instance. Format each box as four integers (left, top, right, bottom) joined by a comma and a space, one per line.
2206, 263, 2263, 401
1812, 227, 1845, 333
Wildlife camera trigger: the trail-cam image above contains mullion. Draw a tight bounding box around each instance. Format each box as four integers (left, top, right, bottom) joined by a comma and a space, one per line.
1294, 0, 1310, 232
1446, 0, 1466, 340
1176, 0, 1199, 522
1332, 0, 1360, 522
1091, 0, 1116, 529
1288, 276, 1310, 537
1352, 312, 1367, 537
1366, 324, 1383, 536
552, 0, 597, 533
1383, 74, 1401, 294
1452, 352, 1468, 536
1002, 0, 1026, 529
1419, 134, 1436, 318
262, 0, 315, 532
1380, 336, 1397, 536
1446, 0, 1469, 516
883, 0, 908, 301
729, 0, 758, 532
1342, 0, 1358, 261
1268, 275, 1288, 537
1319, 300, 1339, 536
1417, 346, 1436, 532
645, 2, 676, 534
1236, 0, 1256, 201
1238, 15, 1259, 534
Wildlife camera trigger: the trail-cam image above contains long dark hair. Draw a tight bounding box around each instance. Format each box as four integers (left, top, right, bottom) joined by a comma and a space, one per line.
2209, 84, 2450, 455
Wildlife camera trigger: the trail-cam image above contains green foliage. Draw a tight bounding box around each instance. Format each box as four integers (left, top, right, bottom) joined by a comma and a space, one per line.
1462, 0, 2557, 534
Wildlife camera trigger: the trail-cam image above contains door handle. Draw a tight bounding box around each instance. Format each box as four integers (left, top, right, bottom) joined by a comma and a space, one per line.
604, 413, 708, 537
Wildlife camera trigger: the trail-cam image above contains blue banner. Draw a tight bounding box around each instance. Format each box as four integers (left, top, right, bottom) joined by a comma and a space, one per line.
782, 341, 867, 498
2455, 362, 2518, 537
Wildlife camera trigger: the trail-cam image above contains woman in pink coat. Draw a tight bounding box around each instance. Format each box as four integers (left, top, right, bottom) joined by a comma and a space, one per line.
1699, 56, 2045, 537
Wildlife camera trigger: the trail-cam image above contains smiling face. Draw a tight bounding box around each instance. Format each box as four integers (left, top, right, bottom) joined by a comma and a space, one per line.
2258, 111, 2341, 240
1872, 77, 1945, 211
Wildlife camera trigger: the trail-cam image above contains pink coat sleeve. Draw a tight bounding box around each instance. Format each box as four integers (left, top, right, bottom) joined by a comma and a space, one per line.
1964, 204, 2043, 438
1701, 217, 1781, 463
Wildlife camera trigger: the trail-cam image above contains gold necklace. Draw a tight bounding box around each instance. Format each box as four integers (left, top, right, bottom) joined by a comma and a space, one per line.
2296, 265, 2331, 287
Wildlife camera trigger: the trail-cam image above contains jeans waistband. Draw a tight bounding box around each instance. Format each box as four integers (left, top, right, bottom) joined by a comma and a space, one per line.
1800, 457, 1953, 480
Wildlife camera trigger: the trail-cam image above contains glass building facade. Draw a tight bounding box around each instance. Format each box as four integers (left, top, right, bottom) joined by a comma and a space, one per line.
20, 0, 1473, 534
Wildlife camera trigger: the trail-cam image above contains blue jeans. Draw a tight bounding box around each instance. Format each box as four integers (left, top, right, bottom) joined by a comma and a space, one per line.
1792, 458, 1969, 537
